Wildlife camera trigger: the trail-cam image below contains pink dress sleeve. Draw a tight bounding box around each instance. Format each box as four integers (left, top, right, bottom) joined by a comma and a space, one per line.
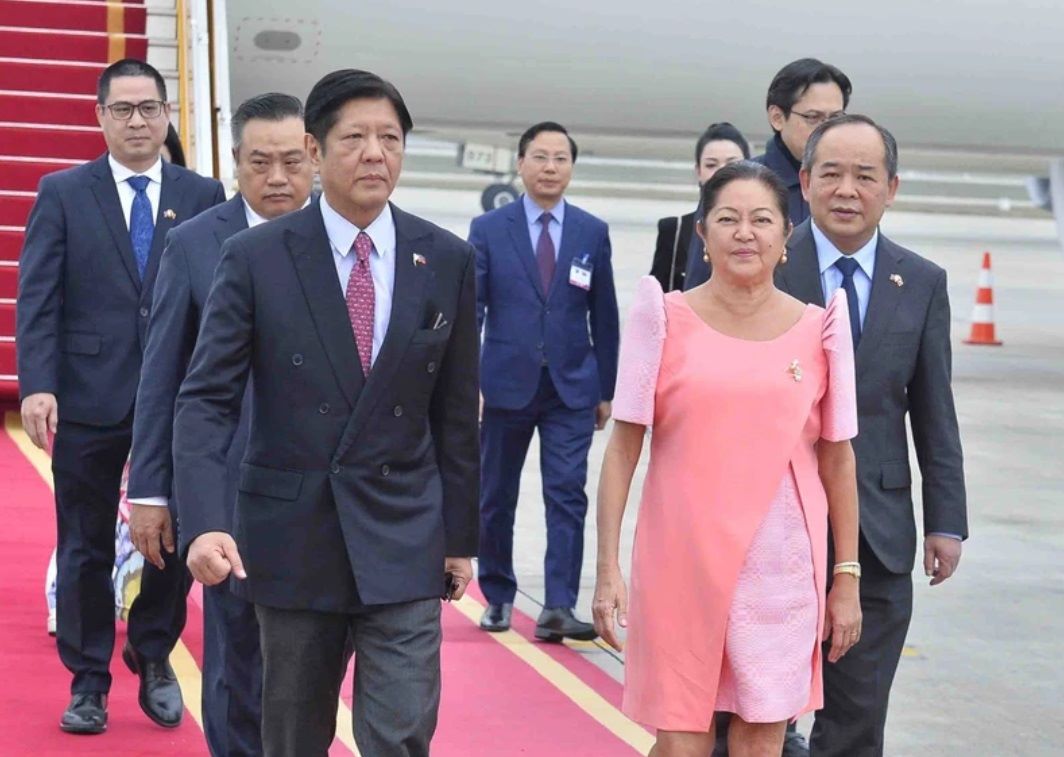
821, 290, 858, 441
612, 276, 666, 426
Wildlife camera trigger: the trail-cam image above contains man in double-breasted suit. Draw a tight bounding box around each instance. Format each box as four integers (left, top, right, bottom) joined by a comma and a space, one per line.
16, 59, 225, 734
127, 92, 314, 756
471, 122, 619, 641
172, 69, 479, 756
777, 115, 968, 757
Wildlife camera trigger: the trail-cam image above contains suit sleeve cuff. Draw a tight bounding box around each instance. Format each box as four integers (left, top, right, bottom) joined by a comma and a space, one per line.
928, 532, 963, 540
127, 496, 170, 507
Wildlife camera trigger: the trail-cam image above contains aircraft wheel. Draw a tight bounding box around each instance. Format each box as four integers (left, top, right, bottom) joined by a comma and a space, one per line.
481, 183, 519, 211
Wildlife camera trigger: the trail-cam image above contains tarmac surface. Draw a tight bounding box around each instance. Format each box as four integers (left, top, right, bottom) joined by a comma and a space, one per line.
394, 185, 1064, 756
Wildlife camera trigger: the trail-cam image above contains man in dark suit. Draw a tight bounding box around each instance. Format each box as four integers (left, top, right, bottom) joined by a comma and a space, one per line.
16, 58, 225, 734
127, 92, 313, 756
777, 114, 967, 757
172, 69, 480, 756
471, 122, 619, 641
685, 58, 852, 292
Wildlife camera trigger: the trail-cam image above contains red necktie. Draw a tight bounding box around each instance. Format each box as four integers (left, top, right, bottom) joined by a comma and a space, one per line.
536, 212, 556, 292
346, 232, 376, 374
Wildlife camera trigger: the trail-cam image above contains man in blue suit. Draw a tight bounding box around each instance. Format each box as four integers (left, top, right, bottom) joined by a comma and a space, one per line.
16, 58, 225, 735
471, 122, 619, 641
127, 93, 314, 757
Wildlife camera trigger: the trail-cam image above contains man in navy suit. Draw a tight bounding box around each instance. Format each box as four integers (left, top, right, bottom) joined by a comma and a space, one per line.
471, 122, 619, 641
127, 92, 314, 757
16, 58, 225, 734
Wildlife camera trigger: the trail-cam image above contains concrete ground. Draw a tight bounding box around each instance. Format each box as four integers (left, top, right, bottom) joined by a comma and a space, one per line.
394, 185, 1064, 756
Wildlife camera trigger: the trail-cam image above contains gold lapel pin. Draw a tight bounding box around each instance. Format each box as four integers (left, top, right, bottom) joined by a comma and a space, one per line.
890, 273, 904, 287
163, 209, 176, 220
787, 359, 803, 383
413, 253, 427, 267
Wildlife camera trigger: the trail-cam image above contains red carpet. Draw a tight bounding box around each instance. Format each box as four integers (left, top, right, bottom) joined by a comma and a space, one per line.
0, 28, 148, 63
0, 58, 106, 95
0, 91, 100, 127
0, 0, 146, 34
0, 158, 77, 193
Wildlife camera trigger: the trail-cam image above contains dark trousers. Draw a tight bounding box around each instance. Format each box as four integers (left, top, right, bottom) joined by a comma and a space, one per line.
203, 582, 262, 757
478, 369, 596, 609
52, 416, 190, 694
256, 599, 441, 757
810, 547, 913, 757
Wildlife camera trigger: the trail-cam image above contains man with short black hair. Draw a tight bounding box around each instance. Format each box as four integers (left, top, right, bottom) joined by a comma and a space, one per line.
127, 91, 313, 756
472, 121, 619, 642
173, 70, 480, 756
17, 57, 225, 735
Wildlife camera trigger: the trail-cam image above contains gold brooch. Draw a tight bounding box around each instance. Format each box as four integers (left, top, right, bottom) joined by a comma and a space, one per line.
787, 359, 803, 382
163, 208, 176, 220
413, 253, 427, 266
889, 273, 904, 287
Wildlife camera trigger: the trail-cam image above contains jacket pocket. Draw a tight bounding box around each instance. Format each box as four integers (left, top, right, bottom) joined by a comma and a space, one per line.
61, 333, 102, 355
410, 326, 451, 345
880, 460, 912, 490
239, 463, 303, 500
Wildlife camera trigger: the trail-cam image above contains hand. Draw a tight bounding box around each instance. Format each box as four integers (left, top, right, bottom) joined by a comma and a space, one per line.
924, 534, 962, 586
129, 504, 175, 570
592, 565, 628, 652
20, 392, 58, 450
595, 401, 612, 430
187, 531, 246, 586
444, 556, 473, 601
824, 575, 862, 663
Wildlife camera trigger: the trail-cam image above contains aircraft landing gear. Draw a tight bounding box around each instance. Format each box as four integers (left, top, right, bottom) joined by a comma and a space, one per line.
481, 183, 519, 211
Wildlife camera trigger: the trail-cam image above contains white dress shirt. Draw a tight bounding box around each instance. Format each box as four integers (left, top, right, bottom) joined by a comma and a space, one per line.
522, 193, 564, 258
812, 221, 877, 327
109, 154, 162, 229
319, 194, 396, 365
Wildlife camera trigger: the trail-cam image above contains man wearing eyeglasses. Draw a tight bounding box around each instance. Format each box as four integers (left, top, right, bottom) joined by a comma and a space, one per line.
17, 57, 225, 736
470, 122, 619, 642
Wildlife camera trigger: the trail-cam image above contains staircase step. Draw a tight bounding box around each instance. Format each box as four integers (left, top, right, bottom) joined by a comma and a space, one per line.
0, 229, 23, 261
0, 123, 103, 160
0, 339, 15, 378
0, 26, 149, 63
0, 0, 147, 35
0, 301, 14, 332
0, 262, 17, 299
0, 192, 35, 227
0, 157, 79, 192
0, 57, 104, 94
0, 90, 98, 127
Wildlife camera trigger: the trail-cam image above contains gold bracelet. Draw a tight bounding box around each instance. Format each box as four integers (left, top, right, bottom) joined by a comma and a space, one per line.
833, 561, 861, 579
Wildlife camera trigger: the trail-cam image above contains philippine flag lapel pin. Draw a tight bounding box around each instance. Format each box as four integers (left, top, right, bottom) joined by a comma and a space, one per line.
163, 208, 177, 220
889, 273, 904, 287
413, 253, 427, 267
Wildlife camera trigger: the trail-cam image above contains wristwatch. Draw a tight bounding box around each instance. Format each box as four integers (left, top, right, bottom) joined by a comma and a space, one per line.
833, 561, 861, 579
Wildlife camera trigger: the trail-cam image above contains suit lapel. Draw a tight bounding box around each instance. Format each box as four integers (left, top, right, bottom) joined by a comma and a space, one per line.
855, 234, 904, 374
213, 194, 249, 248
334, 204, 430, 459
778, 222, 825, 307
506, 201, 546, 301
89, 155, 141, 291
287, 202, 365, 408
549, 205, 580, 300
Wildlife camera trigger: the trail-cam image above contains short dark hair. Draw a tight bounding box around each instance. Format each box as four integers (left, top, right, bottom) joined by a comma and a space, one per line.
694, 122, 751, 164
163, 123, 186, 167
802, 113, 899, 180
766, 58, 852, 120
231, 92, 304, 148
517, 121, 578, 163
304, 69, 412, 150
97, 58, 167, 105
698, 160, 791, 226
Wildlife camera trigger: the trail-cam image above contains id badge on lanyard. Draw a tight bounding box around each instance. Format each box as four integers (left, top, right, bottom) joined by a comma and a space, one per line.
569, 255, 592, 291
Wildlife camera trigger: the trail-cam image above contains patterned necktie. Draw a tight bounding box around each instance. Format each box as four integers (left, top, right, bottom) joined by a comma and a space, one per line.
345, 231, 376, 375
834, 256, 862, 349
536, 212, 556, 292
127, 175, 154, 279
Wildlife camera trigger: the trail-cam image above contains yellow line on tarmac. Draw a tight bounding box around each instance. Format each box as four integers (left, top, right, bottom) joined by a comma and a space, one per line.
451, 593, 653, 755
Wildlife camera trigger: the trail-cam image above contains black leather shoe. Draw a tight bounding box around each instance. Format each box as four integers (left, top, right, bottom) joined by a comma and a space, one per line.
479, 603, 513, 632
60, 692, 107, 734
534, 607, 598, 642
781, 729, 810, 757
122, 641, 183, 728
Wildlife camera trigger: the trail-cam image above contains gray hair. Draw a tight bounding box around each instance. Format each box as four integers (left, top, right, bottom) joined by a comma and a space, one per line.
802, 113, 899, 180
231, 92, 304, 149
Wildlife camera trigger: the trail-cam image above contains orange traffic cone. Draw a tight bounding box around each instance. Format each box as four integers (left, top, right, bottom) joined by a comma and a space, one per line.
964, 252, 1002, 346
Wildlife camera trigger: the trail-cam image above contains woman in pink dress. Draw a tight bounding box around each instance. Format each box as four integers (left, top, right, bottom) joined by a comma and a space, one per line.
593, 162, 862, 756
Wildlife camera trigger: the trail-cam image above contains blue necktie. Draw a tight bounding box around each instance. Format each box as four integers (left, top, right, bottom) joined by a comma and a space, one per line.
834, 256, 862, 349
127, 175, 154, 279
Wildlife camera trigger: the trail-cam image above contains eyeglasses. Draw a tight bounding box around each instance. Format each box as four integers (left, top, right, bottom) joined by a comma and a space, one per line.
790, 109, 846, 127
526, 153, 571, 167
103, 100, 167, 121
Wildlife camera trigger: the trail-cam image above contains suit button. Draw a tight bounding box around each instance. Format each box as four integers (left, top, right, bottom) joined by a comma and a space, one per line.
319, 403, 330, 414
545, 307, 551, 315
330, 462, 340, 474
292, 354, 304, 366
380, 464, 390, 477
139, 307, 149, 317
393, 405, 403, 417
426, 361, 436, 374
537, 342, 544, 350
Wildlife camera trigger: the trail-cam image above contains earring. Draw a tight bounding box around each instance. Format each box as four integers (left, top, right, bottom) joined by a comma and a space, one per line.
780, 247, 789, 265
703, 247, 709, 263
